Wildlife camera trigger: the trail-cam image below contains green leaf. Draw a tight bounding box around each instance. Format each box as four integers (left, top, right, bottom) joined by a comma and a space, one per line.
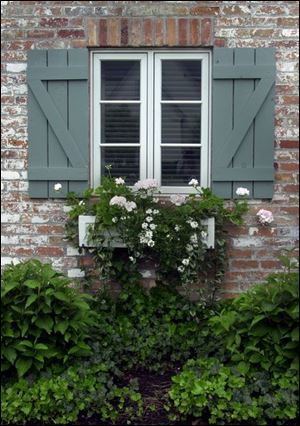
291, 327, 299, 342
55, 321, 69, 335
237, 361, 249, 376
3, 347, 17, 364
25, 294, 38, 309
250, 314, 265, 328
34, 316, 54, 333
14, 340, 33, 350
1, 281, 18, 297
34, 343, 48, 350
24, 280, 40, 289
15, 357, 33, 377
53, 292, 70, 303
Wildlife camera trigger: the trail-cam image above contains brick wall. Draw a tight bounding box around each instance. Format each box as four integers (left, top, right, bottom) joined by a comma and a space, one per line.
1, 1, 299, 297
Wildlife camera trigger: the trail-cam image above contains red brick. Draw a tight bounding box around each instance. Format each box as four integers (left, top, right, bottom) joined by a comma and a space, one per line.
108, 18, 120, 47
36, 247, 65, 257
36, 225, 65, 234
231, 260, 259, 269
228, 249, 253, 258
40, 18, 69, 27
190, 18, 200, 46
279, 140, 299, 149
214, 37, 226, 47
201, 18, 212, 46
260, 260, 282, 269
57, 29, 85, 39
130, 18, 142, 47
121, 18, 128, 46
99, 19, 107, 46
281, 95, 299, 105
27, 30, 55, 38
167, 18, 176, 47
87, 18, 97, 47
178, 19, 188, 46
190, 6, 219, 16
278, 162, 299, 172
283, 184, 299, 192
277, 17, 299, 27
15, 247, 34, 256
155, 17, 164, 46
143, 18, 153, 46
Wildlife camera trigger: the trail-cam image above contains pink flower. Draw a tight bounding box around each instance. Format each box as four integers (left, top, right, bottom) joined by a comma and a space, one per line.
134, 178, 159, 191
256, 209, 274, 225
170, 194, 186, 206
109, 196, 127, 207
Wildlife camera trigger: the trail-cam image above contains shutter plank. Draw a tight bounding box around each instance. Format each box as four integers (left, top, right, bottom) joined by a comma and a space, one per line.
28, 51, 48, 198
212, 48, 233, 198
68, 49, 89, 195
253, 48, 275, 198
232, 48, 255, 198
48, 50, 69, 198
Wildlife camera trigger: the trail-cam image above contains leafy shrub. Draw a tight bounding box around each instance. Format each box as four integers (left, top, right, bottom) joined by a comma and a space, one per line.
209, 269, 299, 373
168, 357, 299, 425
89, 284, 220, 372
1, 362, 142, 425
1, 260, 96, 378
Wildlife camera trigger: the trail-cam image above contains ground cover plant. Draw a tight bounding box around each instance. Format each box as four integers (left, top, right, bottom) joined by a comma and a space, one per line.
1, 255, 299, 425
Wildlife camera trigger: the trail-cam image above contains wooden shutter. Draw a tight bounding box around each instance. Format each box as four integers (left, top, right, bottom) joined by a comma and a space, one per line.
212, 48, 275, 198
28, 49, 89, 198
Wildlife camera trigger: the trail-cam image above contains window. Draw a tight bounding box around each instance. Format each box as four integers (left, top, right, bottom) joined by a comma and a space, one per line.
92, 51, 210, 193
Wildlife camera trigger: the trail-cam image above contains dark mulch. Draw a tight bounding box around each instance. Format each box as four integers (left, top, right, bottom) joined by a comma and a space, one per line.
72, 368, 208, 426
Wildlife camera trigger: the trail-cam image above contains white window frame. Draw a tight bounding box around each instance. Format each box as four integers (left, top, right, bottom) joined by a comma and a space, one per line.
91, 50, 211, 193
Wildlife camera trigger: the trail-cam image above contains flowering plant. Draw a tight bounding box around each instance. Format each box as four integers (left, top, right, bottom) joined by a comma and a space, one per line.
66, 176, 249, 302
256, 209, 274, 225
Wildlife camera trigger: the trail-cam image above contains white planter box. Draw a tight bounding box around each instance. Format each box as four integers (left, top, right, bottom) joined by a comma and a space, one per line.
78, 215, 215, 249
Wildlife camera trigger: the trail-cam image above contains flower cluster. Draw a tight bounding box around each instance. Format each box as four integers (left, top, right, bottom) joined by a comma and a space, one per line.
139, 209, 159, 247
170, 194, 186, 206
134, 178, 159, 191
236, 187, 250, 197
256, 209, 274, 225
109, 196, 137, 212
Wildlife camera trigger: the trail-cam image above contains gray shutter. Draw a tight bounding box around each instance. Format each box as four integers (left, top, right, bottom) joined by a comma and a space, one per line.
212, 48, 275, 199
28, 49, 89, 198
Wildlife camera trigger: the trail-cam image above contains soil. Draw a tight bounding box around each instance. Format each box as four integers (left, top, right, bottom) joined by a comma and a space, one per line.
72, 369, 208, 426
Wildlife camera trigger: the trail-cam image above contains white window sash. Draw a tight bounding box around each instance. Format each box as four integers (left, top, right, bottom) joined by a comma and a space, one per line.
92, 53, 147, 187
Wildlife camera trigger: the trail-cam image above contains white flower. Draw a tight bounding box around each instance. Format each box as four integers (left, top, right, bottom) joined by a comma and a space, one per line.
146, 216, 153, 223
129, 256, 135, 262
177, 266, 184, 273
54, 183, 62, 191
190, 234, 198, 244
175, 225, 181, 232
134, 178, 159, 191
170, 194, 187, 206
146, 209, 153, 214
121, 216, 127, 221
142, 222, 148, 229
182, 258, 190, 266
188, 220, 198, 229
153, 198, 159, 203
188, 179, 199, 187
186, 244, 193, 252
112, 217, 118, 223
153, 209, 159, 215
125, 201, 137, 212
115, 177, 125, 185
79, 200, 85, 206
109, 196, 127, 207
236, 187, 250, 197
201, 231, 208, 239
145, 230, 153, 238
147, 240, 155, 247
149, 223, 157, 230
256, 209, 274, 225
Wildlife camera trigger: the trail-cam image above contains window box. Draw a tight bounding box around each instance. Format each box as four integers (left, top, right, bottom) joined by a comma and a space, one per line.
78, 215, 215, 249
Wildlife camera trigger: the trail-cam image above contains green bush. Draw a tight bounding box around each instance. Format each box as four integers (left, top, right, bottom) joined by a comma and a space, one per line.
168, 357, 298, 425
1, 362, 142, 425
1, 260, 96, 378
90, 284, 219, 372
209, 269, 299, 373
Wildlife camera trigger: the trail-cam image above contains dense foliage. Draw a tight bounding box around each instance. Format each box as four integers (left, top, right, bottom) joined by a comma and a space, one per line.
1, 260, 95, 378
168, 259, 299, 425
66, 176, 248, 302
1, 257, 299, 425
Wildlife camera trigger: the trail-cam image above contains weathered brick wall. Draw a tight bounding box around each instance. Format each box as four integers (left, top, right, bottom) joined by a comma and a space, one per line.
1, 1, 299, 296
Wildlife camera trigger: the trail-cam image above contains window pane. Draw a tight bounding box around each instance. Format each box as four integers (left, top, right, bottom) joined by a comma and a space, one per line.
161, 147, 200, 186
101, 104, 140, 144
162, 60, 201, 100
162, 104, 201, 144
101, 147, 139, 185
101, 61, 140, 100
